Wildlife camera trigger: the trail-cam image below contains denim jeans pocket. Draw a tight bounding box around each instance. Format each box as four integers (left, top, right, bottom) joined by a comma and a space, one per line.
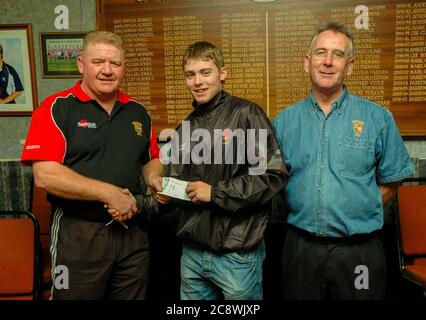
228, 251, 258, 264
227, 242, 265, 265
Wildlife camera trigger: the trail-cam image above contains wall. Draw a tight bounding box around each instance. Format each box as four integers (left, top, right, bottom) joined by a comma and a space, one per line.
406, 140, 426, 159
0, 0, 96, 160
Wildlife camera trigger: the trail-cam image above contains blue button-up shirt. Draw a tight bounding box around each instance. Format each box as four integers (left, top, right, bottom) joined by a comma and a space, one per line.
272, 88, 414, 237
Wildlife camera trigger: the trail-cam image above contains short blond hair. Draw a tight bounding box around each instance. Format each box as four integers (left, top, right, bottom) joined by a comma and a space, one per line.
182, 41, 224, 70
82, 31, 124, 55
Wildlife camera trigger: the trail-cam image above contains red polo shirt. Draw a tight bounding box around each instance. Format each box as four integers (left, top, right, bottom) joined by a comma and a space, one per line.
21, 81, 159, 221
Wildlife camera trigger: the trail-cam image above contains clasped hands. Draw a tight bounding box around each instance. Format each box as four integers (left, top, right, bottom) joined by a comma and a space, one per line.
104, 176, 170, 222
104, 187, 137, 222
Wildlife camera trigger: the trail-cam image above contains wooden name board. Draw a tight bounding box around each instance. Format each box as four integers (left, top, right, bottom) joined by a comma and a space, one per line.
97, 0, 426, 136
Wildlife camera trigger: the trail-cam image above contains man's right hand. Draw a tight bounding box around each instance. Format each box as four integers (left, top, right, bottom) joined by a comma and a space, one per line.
105, 187, 137, 221
148, 175, 171, 204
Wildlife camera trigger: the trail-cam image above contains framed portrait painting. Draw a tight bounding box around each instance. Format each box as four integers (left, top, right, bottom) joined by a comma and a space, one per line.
0, 24, 38, 115
40, 32, 86, 78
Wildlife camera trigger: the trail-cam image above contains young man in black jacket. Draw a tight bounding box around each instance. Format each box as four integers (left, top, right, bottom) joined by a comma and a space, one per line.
165, 41, 288, 300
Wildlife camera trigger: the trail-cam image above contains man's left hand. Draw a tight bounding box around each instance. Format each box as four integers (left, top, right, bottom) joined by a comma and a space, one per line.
186, 181, 211, 204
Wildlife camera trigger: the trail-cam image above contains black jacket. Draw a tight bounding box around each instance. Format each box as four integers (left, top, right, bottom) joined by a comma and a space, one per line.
166, 91, 288, 253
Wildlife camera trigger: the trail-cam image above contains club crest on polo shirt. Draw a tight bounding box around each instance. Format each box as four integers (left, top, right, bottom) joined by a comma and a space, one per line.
77, 119, 97, 129
352, 120, 364, 137
132, 121, 143, 136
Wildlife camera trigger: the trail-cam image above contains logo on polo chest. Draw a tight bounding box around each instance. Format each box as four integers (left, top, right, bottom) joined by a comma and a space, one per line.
132, 121, 143, 136
77, 119, 97, 129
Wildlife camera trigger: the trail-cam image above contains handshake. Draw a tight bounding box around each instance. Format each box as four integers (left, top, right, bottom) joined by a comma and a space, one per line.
103, 176, 170, 228
104, 188, 139, 226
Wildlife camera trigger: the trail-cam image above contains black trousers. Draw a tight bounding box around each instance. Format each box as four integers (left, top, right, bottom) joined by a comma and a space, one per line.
51, 211, 150, 300
281, 225, 386, 300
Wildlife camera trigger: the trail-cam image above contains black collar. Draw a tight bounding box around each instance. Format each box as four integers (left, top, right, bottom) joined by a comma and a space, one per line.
192, 91, 226, 114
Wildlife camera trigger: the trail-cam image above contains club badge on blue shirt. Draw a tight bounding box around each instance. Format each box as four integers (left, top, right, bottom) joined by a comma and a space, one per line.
352, 120, 364, 137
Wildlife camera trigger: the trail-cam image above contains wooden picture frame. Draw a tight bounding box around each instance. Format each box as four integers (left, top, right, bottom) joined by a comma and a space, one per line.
40, 32, 86, 78
0, 24, 38, 115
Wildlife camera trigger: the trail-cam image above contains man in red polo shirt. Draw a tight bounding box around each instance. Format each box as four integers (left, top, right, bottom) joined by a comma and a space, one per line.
21, 31, 165, 299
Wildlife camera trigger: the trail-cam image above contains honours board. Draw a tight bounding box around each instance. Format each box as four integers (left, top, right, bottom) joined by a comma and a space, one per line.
97, 0, 426, 136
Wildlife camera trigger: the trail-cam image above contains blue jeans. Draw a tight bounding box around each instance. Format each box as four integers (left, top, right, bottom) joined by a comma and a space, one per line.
180, 241, 265, 300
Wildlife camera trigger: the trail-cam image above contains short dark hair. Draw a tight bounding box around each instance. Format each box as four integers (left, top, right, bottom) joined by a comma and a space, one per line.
309, 20, 354, 56
182, 41, 224, 70
0, 43, 3, 59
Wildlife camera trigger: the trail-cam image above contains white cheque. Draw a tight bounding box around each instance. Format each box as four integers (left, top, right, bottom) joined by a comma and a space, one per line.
158, 177, 191, 201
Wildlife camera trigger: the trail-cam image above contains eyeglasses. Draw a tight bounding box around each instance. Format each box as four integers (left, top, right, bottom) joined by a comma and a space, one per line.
309, 48, 352, 61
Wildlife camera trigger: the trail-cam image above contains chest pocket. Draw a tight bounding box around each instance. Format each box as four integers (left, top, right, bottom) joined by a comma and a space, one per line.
337, 136, 375, 177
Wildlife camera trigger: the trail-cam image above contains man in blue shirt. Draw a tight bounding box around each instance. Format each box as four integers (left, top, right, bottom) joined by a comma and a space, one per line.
0, 43, 24, 104
273, 20, 414, 299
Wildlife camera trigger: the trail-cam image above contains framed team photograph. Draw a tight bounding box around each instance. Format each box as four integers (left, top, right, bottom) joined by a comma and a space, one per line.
0, 24, 38, 115
40, 32, 86, 78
